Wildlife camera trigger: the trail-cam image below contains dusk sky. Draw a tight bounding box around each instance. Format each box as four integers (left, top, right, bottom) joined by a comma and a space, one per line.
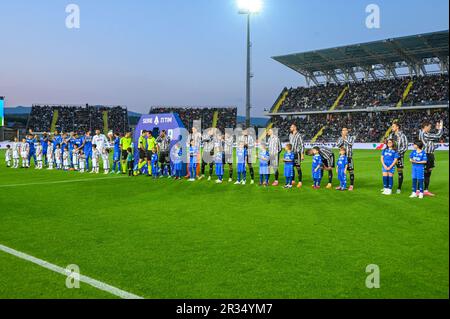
0, 0, 448, 117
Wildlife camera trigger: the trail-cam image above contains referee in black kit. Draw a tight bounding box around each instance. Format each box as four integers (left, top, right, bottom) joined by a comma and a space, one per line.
419, 120, 444, 197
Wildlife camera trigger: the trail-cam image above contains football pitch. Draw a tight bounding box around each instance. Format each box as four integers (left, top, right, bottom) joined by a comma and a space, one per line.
0, 150, 448, 299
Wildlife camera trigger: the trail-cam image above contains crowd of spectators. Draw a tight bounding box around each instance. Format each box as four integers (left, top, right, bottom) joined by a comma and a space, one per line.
27, 105, 130, 133
275, 74, 449, 113
405, 74, 449, 106
149, 107, 237, 132
27, 105, 54, 132
271, 109, 449, 143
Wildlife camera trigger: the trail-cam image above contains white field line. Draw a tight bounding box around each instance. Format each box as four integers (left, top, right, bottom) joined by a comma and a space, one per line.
0, 176, 125, 188
0, 244, 144, 299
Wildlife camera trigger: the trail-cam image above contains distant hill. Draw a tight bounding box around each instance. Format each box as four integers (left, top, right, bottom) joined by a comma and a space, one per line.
5, 106, 31, 115
237, 116, 269, 127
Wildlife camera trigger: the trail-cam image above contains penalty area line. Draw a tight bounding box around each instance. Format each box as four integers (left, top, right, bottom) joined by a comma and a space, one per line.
0, 176, 126, 188
0, 244, 144, 299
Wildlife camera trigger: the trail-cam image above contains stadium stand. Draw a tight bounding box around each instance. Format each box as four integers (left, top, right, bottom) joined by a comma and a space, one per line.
149, 107, 238, 132
267, 30, 449, 143
27, 104, 129, 133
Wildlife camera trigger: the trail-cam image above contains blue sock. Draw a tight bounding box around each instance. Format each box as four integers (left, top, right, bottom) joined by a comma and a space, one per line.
389, 176, 394, 189
260, 175, 263, 184
412, 178, 417, 192
383, 176, 388, 188
418, 179, 424, 193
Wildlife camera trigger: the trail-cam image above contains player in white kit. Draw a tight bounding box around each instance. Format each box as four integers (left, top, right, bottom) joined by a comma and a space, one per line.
79, 150, 86, 173
5, 145, 12, 167
102, 148, 110, 174
47, 141, 54, 170
91, 144, 100, 174
35, 142, 43, 169
12, 137, 20, 169
72, 145, 80, 171
55, 144, 62, 170
20, 138, 30, 168
63, 146, 70, 170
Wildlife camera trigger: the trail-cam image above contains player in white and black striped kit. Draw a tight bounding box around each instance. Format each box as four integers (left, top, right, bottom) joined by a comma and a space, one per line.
224, 132, 234, 182
267, 128, 282, 186
289, 124, 304, 188
419, 120, 444, 197
307, 146, 335, 189
200, 128, 215, 181
388, 121, 408, 194
336, 127, 356, 191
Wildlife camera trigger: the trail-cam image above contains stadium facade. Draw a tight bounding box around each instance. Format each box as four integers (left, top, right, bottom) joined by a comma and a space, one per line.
266, 30, 449, 143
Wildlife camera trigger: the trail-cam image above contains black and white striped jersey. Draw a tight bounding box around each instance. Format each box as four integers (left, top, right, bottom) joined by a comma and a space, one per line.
336, 135, 356, 158
224, 135, 234, 155
267, 135, 282, 155
238, 134, 256, 150
289, 132, 304, 155
318, 147, 334, 163
388, 131, 408, 156
187, 132, 202, 148
419, 129, 443, 154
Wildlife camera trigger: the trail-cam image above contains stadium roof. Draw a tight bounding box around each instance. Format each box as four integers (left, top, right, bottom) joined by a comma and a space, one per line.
272, 30, 449, 85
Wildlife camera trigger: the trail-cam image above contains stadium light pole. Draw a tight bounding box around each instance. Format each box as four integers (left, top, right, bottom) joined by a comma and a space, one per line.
238, 0, 262, 128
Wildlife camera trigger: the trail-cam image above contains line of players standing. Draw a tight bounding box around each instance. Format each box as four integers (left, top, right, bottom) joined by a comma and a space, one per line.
4, 119, 445, 196
6, 129, 111, 174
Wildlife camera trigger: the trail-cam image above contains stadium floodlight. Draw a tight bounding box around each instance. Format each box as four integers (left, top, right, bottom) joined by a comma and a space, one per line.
238, 0, 262, 128
238, 0, 263, 14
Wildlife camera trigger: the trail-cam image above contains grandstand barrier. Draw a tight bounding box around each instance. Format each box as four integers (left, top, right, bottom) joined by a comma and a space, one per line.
397, 80, 414, 108
310, 126, 327, 143
50, 109, 58, 132
329, 85, 349, 111
212, 111, 219, 128
102, 110, 109, 134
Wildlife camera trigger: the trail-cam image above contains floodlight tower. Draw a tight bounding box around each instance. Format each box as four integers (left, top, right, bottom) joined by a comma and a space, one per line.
238, 0, 262, 128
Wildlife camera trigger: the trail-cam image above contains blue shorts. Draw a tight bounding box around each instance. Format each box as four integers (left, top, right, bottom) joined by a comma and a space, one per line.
312, 170, 322, 179
259, 165, 269, 175
237, 163, 246, 173
113, 152, 121, 161
382, 167, 396, 174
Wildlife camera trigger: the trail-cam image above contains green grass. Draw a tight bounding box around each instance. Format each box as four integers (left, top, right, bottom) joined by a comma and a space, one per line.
0, 150, 448, 299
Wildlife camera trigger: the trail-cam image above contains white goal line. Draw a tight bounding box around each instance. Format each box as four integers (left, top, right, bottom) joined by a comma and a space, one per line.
0, 244, 144, 299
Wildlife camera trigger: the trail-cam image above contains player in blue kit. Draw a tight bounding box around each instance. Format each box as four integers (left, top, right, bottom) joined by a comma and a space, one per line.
171, 143, 183, 180
52, 130, 62, 151
81, 131, 93, 170
188, 141, 199, 182
68, 132, 76, 168
381, 139, 399, 195
215, 147, 224, 184
409, 141, 428, 199
235, 142, 247, 185
151, 148, 159, 178
40, 132, 49, 166
111, 133, 122, 174
283, 144, 295, 189
336, 147, 348, 191
26, 134, 37, 167
311, 147, 323, 189
258, 143, 270, 186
